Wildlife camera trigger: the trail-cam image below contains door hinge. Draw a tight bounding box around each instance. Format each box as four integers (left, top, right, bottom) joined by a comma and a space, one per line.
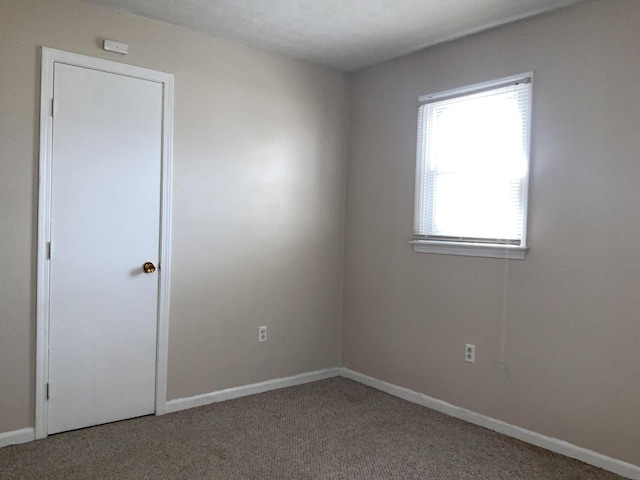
47, 242, 52, 259
46, 383, 50, 400
50, 98, 55, 117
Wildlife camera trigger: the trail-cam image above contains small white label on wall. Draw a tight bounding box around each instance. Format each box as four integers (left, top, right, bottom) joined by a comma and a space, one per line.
103, 39, 128, 55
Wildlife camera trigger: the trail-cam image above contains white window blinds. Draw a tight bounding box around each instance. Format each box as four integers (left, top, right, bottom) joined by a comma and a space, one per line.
413, 75, 532, 247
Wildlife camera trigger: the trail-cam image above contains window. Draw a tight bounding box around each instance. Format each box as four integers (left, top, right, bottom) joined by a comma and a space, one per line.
411, 73, 532, 259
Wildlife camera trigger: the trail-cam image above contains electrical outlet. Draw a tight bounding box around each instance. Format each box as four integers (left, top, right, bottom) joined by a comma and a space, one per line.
258, 326, 267, 343
465, 344, 476, 363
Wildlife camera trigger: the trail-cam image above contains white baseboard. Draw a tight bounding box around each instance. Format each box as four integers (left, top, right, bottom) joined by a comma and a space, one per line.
340, 368, 640, 480
0, 428, 35, 448
7, 367, 637, 480
166, 367, 341, 414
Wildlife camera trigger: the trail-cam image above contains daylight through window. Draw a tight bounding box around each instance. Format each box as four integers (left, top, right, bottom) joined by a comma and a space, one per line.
412, 74, 532, 259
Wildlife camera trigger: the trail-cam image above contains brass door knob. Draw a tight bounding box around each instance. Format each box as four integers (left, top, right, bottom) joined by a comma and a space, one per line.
142, 262, 156, 274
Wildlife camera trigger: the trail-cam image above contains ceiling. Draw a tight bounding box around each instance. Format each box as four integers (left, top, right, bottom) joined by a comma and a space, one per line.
86, 0, 584, 71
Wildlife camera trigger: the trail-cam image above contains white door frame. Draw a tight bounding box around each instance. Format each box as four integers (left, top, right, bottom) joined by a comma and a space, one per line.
36, 47, 174, 439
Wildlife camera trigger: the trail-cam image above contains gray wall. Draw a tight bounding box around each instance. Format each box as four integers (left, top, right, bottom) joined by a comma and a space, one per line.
343, 0, 640, 466
0, 0, 347, 432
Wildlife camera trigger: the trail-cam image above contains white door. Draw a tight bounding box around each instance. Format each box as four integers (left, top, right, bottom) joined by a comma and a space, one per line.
47, 62, 163, 434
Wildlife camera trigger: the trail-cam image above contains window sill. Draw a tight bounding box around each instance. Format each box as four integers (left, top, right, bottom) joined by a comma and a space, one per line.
410, 240, 528, 260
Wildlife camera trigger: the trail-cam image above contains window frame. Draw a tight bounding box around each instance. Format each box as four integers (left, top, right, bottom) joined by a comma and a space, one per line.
410, 73, 533, 260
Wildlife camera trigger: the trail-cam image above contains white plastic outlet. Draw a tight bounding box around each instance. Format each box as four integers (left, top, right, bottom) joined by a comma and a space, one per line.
465, 344, 476, 363
258, 326, 267, 343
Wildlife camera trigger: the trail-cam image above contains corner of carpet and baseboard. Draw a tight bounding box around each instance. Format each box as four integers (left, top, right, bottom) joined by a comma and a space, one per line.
0, 427, 36, 449
165, 367, 341, 414
338, 367, 640, 480
5, 367, 638, 480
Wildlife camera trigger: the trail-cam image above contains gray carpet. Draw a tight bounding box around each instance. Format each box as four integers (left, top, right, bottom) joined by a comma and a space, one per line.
0, 377, 624, 479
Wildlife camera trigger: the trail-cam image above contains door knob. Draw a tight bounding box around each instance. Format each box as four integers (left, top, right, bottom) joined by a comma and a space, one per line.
142, 262, 156, 274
